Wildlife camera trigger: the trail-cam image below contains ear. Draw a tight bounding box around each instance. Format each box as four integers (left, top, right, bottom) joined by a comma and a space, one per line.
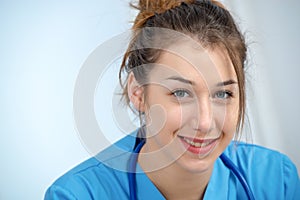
127, 72, 145, 112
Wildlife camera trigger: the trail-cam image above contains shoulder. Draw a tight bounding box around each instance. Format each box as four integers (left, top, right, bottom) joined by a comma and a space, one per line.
225, 142, 285, 164
44, 133, 137, 200
45, 157, 106, 199
224, 142, 300, 199
225, 142, 297, 172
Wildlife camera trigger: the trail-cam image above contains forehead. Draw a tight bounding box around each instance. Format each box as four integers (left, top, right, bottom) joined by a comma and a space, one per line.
150, 42, 237, 86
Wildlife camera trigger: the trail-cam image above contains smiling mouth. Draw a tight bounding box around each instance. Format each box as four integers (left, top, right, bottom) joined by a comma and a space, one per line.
178, 136, 219, 155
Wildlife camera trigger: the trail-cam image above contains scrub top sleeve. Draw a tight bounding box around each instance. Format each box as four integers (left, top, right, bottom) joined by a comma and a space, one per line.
282, 154, 300, 200
44, 185, 77, 200
44, 173, 104, 200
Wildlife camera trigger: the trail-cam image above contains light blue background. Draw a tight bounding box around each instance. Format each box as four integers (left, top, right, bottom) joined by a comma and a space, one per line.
0, 1, 299, 199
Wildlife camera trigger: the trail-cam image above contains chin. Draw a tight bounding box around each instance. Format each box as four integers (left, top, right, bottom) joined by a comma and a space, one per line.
176, 147, 219, 174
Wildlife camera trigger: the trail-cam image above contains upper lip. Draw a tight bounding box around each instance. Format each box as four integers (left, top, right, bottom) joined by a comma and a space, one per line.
178, 135, 219, 143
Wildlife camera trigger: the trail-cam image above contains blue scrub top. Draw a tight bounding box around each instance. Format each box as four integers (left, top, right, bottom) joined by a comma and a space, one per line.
45, 131, 300, 199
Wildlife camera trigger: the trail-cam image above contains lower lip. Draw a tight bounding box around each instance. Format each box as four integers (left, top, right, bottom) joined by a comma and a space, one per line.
179, 137, 219, 156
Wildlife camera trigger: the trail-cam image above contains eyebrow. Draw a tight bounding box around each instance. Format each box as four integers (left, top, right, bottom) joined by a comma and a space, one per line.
166, 76, 194, 85
167, 76, 237, 87
216, 79, 238, 87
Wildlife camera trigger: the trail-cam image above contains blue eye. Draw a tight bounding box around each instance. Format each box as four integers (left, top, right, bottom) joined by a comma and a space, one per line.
214, 90, 232, 99
172, 89, 190, 98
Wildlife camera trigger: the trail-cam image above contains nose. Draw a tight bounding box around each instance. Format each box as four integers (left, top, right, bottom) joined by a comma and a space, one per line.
193, 97, 214, 134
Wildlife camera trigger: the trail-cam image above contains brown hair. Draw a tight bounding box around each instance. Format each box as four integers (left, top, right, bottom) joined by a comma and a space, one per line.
119, 0, 247, 137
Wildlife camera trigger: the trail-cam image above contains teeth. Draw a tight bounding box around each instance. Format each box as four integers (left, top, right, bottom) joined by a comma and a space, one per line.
183, 137, 211, 147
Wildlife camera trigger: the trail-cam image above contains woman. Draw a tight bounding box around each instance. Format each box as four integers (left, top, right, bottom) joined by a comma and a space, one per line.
45, 0, 300, 199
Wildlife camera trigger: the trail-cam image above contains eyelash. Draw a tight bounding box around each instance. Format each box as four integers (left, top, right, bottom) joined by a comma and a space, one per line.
171, 89, 234, 103
171, 89, 192, 98
213, 90, 234, 100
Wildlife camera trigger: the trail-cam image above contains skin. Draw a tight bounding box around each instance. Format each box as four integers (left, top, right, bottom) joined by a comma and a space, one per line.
128, 42, 240, 199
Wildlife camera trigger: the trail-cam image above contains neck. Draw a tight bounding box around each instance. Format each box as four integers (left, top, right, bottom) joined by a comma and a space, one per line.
139, 143, 213, 200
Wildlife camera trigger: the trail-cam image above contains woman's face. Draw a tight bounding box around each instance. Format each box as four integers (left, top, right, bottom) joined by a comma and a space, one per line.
136, 43, 239, 173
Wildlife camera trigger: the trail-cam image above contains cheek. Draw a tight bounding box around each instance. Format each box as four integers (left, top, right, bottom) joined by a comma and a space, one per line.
212, 102, 239, 136
221, 105, 239, 136
164, 105, 183, 131
146, 103, 184, 138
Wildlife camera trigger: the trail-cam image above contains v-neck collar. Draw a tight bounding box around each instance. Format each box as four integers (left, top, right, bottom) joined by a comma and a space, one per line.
134, 154, 230, 200
203, 157, 230, 199
136, 163, 165, 200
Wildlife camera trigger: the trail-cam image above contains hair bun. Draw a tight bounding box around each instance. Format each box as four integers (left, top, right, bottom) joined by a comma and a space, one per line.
132, 0, 194, 29
132, 0, 226, 29
211, 0, 226, 10
137, 0, 192, 13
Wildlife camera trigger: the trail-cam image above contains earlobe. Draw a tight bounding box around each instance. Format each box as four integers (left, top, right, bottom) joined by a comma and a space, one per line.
127, 72, 145, 112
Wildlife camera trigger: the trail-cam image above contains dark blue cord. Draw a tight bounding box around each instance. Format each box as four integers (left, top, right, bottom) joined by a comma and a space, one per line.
220, 153, 255, 200
128, 138, 146, 200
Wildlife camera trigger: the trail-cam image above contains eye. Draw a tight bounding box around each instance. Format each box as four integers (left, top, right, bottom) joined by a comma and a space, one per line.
213, 90, 233, 99
172, 89, 191, 98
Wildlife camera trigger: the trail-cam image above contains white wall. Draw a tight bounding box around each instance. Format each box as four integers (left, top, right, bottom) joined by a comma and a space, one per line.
0, 1, 299, 199
223, 0, 300, 173
0, 1, 134, 199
